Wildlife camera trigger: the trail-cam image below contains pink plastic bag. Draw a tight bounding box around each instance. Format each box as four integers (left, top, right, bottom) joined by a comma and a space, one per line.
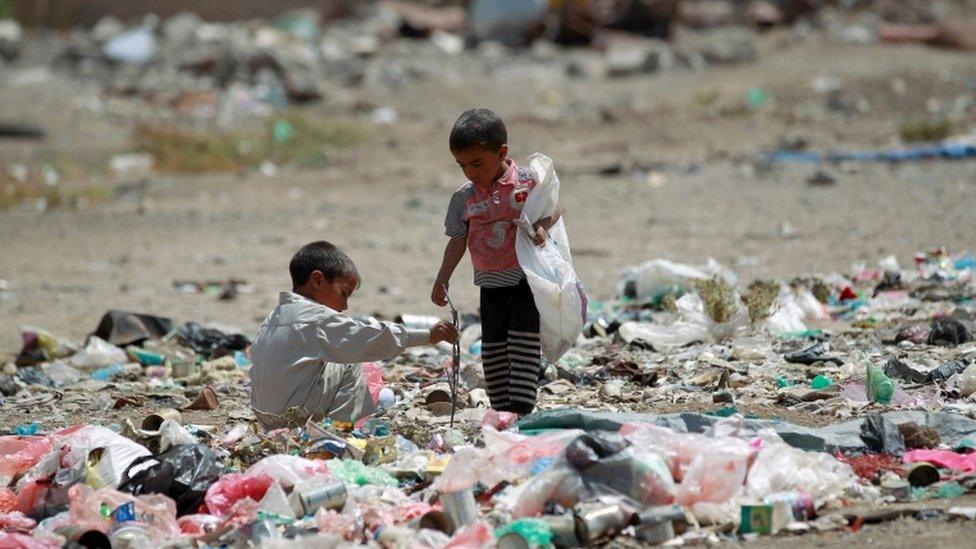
245, 455, 331, 489
204, 473, 273, 517
0, 436, 54, 485
904, 449, 976, 473
0, 532, 59, 549
68, 485, 180, 543
0, 487, 17, 512
362, 362, 384, 404
443, 521, 494, 549
0, 511, 36, 531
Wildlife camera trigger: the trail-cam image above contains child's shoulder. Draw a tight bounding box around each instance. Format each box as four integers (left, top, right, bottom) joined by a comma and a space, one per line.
451, 181, 476, 197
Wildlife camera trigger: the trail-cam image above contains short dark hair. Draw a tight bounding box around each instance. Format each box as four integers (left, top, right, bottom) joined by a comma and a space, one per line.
449, 108, 507, 153
289, 241, 359, 289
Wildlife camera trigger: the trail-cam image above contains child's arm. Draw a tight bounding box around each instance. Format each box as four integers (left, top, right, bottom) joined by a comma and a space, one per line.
530, 205, 564, 246
432, 237, 466, 306
318, 314, 457, 364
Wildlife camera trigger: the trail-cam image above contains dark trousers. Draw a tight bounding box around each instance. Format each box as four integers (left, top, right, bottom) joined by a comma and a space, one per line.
480, 279, 542, 416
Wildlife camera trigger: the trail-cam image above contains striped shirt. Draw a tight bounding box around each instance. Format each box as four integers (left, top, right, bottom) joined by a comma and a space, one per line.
444, 159, 537, 288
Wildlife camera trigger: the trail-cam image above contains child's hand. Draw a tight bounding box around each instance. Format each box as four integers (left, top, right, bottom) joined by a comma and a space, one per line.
431, 281, 449, 306
531, 225, 548, 246
429, 320, 459, 345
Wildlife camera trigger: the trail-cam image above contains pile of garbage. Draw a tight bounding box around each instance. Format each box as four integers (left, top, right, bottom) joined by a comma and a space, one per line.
2, 247, 976, 547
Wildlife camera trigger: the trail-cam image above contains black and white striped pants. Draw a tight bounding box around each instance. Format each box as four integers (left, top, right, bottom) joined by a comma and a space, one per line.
480, 279, 542, 416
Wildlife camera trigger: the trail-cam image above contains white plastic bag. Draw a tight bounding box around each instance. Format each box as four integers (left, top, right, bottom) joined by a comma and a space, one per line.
515, 153, 586, 363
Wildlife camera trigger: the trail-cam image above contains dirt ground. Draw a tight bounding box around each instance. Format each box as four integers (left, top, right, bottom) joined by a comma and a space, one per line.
2, 30, 976, 546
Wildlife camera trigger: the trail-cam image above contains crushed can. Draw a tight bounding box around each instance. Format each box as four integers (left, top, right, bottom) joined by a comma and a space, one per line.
413, 509, 454, 534
880, 478, 911, 502
294, 481, 347, 516
497, 531, 533, 549
574, 503, 628, 543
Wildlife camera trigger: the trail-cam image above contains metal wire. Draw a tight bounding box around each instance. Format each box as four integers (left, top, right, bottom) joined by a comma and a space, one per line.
444, 288, 461, 427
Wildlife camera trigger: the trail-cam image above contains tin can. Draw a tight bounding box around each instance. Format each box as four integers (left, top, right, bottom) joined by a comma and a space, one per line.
539, 514, 578, 547
907, 462, 940, 487
440, 489, 479, 532
413, 509, 454, 534
881, 478, 911, 502
250, 519, 280, 545
298, 481, 347, 515
497, 532, 533, 549
397, 314, 443, 330
141, 408, 182, 431
55, 526, 111, 549
574, 504, 627, 543
633, 505, 686, 543
763, 490, 815, 520
108, 523, 152, 549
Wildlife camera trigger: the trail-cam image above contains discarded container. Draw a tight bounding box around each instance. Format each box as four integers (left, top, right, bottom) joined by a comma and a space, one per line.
633, 505, 685, 543
574, 503, 627, 543
907, 463, 940, 487
440, 489, 478, 532
880, 478, 910, 502
740, 502, 790, 534
142, 408, 182, 431
292, 481, 347, 517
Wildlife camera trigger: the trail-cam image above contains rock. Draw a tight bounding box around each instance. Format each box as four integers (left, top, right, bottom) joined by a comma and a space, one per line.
605, 38, 674, 77
807, 169, 837, 186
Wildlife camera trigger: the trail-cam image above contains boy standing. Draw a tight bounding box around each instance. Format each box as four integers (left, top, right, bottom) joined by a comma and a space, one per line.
251, 241, 458, 429
432, 108, 559, 416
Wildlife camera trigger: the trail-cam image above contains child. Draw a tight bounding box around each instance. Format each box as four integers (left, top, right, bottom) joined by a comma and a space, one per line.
432, 108, 559, 416
251, 241, 458, 429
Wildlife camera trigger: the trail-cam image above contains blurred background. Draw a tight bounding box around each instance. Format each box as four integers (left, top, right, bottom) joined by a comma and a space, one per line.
1, 0, 975, 351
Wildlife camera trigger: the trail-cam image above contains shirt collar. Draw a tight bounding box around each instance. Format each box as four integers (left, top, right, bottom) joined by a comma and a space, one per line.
280, 291, 311, 305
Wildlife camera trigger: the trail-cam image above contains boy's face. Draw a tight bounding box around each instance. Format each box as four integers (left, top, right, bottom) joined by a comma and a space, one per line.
453, 145, 509, 189
304, 272, 358, 312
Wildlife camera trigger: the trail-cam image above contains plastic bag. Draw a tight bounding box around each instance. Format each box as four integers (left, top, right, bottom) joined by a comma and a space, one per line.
246, 455, 331, 489
0, 532, 58, 549
746, 441, 854, 503
60, 425, 151, 489
514, 153, 586, 363
68, 485, 180, 542
675, 438, 753, 507
0, 436, 54, 486
41, 361, 82, 387
68, 336, 127, 370
958, 364, 976, 397
904, 449, 976, 473
443, 521, 494, 549
204, 473, 273, 517
118, 443, 220, 516
619, 292, 748, 351
0, 511, 36, 531
159, 420, 197, 452
625, 258, 736, 302
566, 433, 676, 506
763, 292, 808, 334
362, 362, 384, 405
326, 459, 397, 487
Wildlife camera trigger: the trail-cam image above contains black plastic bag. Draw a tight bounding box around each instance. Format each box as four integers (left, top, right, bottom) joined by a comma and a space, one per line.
859, 413, 905, 455
927, 317, 972, 347
118, 443, 220, 516
565, 433, 630, 471
177, 322, 249, 359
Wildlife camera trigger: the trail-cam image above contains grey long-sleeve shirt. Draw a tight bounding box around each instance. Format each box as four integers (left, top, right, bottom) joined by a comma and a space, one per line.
249, 292, 429, 419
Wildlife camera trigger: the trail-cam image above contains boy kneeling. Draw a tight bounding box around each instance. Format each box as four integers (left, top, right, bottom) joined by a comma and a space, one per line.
250, 241, 457, 429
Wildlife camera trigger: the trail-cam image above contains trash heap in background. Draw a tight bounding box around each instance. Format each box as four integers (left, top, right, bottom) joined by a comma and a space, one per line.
2, 247, 976, 547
